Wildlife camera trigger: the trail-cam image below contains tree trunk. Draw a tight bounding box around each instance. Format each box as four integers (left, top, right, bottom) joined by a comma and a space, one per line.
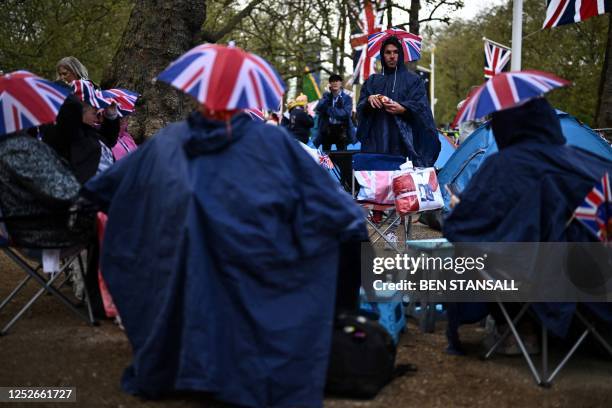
595, 14, 612, 129
101, 0, 206, 142
406, 0, 420, 72
409, 0, 420, 35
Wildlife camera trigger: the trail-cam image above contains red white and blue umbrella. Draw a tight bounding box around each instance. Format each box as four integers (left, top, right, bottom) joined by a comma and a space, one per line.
453, 70, 571, 126
156, 43, 285, 111
244, 108, 265, 121
101, 88, 139, 116
0, 70, 71, 136
366, 28, 422, 62
71, 79, 112, 109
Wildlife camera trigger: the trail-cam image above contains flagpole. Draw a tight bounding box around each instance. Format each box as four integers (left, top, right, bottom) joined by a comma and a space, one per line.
483, 37, 511, 51
430, 46, 435, 118
511, 0, 523, 70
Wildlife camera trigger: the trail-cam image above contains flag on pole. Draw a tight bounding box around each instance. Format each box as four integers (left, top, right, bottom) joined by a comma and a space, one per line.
484, 39, 511, 79
302, 67, 322, 102
348, 0, 385, 85
543, 0, 611, 28
572, 172, 611, 242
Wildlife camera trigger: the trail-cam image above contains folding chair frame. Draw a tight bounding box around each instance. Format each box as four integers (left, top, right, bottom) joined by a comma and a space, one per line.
0, 246, 97, 335
482, 301, 612, 387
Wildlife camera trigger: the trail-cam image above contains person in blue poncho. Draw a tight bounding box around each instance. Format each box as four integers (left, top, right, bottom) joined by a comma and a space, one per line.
356, 35, 440, 168
443, 97, 612, 354
82, 88, 367, 407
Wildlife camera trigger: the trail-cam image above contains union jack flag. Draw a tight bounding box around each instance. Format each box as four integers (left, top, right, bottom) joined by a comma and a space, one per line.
157, 43, 285, 112
319, 152, 334, 170
484, 39, 511, 79
0, 70, 70, 136
348, 0, 385, 85
544, 0, 611, 28
574, 172, 611, 241
453, 70, 570, 126
72, 80, 111, 109
244, 108, 265, 121
101, 88, 139, 116
366, 29, 422, 62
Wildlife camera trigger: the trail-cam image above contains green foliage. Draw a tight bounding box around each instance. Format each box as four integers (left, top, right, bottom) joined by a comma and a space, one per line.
0, 0, 132, 82
433, 0, 609, 126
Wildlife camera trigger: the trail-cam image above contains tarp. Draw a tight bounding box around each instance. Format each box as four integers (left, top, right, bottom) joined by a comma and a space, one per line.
439, 110, 612, 214
83, 112, 366, 408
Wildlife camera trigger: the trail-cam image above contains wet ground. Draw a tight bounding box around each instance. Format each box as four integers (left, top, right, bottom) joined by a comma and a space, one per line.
0, 224, 611, 407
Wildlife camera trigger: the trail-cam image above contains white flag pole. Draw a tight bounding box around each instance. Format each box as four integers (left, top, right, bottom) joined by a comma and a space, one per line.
430, 46, 436, 118
511, 0, 523, 70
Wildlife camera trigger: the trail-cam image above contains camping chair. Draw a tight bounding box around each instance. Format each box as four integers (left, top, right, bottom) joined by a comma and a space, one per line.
352, 153, 413, 252
482, 301, 612, 387
0, 243, 97, 335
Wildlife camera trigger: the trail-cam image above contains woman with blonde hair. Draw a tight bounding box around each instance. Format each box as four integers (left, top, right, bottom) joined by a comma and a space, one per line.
56, 56, 89, 84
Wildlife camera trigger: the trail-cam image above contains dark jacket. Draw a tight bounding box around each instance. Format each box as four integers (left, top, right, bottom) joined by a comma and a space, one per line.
83, 112, 366, 408
0, 134, 95, 248
313, 90, 357, 146
357, 36, 439, 166
280, 106, 314, 144
43, 96, 119, 184
443, 98, 612, 337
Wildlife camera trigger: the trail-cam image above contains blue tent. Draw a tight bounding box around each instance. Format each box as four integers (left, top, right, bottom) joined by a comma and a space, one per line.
439, 111, 612, 213
434, 131, 457, 169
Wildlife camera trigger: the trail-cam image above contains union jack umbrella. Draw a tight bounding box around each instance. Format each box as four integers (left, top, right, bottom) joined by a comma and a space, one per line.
453, 70, 571, 126
157, 43, 285, 112
366, 28, 422, 62
72, 79, 112, 109
244, 108, 265, 121
101, 88, 139, 116
573, 172, 611, 242
0, 70, 70, 136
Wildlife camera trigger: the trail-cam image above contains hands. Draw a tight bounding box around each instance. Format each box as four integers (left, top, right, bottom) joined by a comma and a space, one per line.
367, 95, 405, 114
368, 95, 383, 109
383, 100, 406, 115
103, 102, 118, 120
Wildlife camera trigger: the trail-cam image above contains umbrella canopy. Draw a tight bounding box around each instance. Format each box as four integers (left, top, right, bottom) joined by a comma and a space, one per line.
453, 70, 570, 126
244, 108, 265, 121
101, 88, 139, 116
157, 43, 285, 112
0, 70, 70, 136
71, 79, 112, 109
366, 28, 422, 62
439, 110, 612, 214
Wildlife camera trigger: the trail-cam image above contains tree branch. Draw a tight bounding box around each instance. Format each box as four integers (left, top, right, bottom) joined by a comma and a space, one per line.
201, 0, 266, 42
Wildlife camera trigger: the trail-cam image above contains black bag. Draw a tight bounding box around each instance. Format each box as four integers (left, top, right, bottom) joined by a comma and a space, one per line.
325, 311, 397, 399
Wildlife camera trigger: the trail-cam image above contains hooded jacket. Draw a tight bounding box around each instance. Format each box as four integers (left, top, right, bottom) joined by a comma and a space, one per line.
443, 98, 612, 337
83, 111, 366, 408
356, 36, 440, 166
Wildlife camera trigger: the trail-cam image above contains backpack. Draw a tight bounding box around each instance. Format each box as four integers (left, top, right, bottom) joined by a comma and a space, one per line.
325, 311, 396, 399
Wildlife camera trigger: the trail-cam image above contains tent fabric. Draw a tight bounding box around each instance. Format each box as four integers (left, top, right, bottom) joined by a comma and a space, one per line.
433, 131, 457, 170
442, 98, 612, 337
83, 112, 367, 408
439, 109, 612, 214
